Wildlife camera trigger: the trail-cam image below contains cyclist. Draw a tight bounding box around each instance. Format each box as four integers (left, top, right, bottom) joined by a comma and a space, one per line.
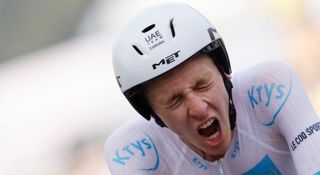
105, 2, 320, 174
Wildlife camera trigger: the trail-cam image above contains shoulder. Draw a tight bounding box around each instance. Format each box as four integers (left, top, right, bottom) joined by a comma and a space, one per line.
232, 60, 295, 85
232, 60, 295, 105
104, 117, 183, 174
232, 60, 297, 126
105, 117, 158, 147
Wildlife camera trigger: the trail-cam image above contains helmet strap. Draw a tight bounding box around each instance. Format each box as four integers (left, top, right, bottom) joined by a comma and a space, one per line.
222, 75, 237, 130
151, 111, 166, 127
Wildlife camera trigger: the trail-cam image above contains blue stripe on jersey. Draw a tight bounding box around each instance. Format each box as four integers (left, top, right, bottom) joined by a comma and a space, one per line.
241, 155, 281, 175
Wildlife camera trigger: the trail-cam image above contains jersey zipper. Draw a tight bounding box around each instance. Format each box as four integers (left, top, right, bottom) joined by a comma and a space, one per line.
217, 159, 226, 175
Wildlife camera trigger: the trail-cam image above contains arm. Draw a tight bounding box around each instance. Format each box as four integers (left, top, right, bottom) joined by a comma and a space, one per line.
275, 62, 320, 174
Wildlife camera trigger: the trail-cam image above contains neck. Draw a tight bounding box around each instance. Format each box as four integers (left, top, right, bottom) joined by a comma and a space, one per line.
181, 130, 234, 162
200, 149, 225, 162
182, 141, 224, 162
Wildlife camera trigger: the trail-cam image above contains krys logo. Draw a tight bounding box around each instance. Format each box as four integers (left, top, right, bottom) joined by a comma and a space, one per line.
247, 79, 292, 126
112, 131, 160, 172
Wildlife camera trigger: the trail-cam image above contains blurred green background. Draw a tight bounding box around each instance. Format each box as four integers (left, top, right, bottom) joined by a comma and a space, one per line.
0, 0, 93, 62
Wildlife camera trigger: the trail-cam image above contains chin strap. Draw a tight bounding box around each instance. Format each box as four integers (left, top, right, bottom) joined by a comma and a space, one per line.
154, 114, 166, 127
223, 77, 237, 130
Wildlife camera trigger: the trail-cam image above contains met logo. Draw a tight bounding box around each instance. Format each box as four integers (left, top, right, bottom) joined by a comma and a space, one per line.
247, 80, 292, 126
152, 50, 180, 70
112, 131, 160, 172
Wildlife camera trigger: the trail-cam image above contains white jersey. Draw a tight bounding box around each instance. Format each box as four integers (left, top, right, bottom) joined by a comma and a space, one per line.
105, 61, 320, 175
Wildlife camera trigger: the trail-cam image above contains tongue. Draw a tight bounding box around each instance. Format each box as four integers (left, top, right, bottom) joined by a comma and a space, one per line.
199, 120, 219, 137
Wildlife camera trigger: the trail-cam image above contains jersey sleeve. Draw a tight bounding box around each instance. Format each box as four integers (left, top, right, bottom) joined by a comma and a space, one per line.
104, 117, 187, 175
235, 61, 320, 174
276, 62, 320, 174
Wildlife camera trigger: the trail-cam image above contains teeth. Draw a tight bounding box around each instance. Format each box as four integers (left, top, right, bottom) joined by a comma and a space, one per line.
208, 131, 220, 139
199, 118, 215, 129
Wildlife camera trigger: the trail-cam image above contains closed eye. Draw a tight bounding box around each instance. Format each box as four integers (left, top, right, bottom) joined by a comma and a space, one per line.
195, 80, 213, 91
165, 95, 183, 109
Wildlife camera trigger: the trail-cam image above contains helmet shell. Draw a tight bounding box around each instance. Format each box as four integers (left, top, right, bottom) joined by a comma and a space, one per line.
112, 2, 223, 92
112, 2, 232, 126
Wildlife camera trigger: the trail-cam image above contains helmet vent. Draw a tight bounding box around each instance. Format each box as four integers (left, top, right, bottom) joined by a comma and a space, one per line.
142, 24, 155, 33
132, 45, 143, 55
169, 18, 175, 37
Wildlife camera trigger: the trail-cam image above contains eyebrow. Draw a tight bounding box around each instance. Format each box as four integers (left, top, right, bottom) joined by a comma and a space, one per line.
193, 74, 213, 87
163, 76, 214, 105
194, 78, 209, 87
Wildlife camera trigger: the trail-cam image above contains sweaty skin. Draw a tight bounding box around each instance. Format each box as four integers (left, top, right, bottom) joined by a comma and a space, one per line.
145, 54, 233, 162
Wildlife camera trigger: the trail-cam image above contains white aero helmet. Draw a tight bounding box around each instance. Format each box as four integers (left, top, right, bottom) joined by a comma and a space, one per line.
112, 2, 234, 127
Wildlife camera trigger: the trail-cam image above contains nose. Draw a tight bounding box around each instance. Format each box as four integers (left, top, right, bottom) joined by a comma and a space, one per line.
185, 93, 208, 120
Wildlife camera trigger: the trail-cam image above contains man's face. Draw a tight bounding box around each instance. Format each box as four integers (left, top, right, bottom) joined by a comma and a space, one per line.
145, 54, 233, 161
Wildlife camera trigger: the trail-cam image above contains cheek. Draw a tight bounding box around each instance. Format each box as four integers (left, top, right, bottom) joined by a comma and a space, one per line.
157, 110, 190, 134
161, 112, 184, 128
207, 84, 229, 112
216, 79, 229, 98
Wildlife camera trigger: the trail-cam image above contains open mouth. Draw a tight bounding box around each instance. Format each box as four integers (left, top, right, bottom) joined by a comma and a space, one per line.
198, 118, 221, 139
